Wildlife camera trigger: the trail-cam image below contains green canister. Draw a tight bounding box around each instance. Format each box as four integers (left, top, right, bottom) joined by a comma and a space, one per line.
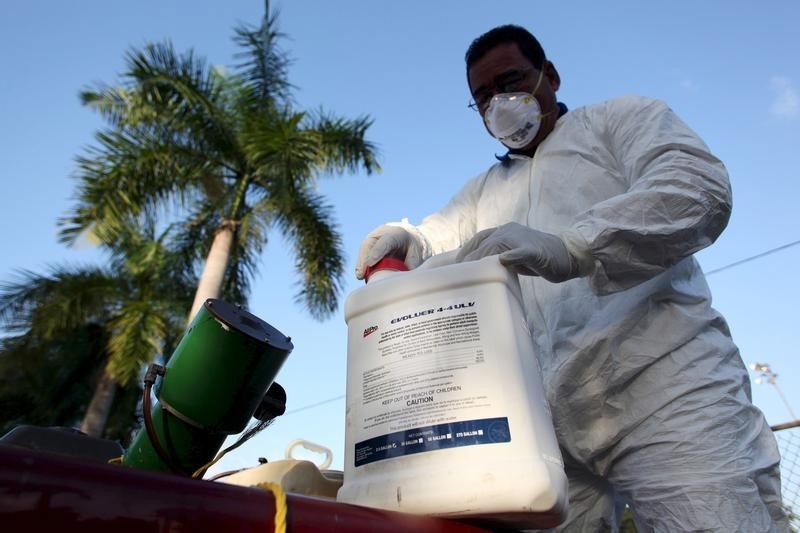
124, 299, 292, 474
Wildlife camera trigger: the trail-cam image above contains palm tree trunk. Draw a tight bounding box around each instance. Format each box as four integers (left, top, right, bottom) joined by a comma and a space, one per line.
80, 365, 117, 437
188, 220, 236, 321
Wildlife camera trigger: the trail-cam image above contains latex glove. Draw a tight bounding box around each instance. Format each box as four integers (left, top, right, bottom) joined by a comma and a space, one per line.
456, 222, 579, 282
355, 224, 424, 280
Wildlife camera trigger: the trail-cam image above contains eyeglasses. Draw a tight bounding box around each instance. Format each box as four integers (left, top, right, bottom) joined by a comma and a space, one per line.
468, 66, 539, 112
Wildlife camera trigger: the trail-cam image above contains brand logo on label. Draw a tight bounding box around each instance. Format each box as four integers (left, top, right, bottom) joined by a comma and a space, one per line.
363, 325, 378, 338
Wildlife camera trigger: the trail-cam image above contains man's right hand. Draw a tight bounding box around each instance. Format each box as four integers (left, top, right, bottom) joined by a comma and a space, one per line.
355, 225, 423, 280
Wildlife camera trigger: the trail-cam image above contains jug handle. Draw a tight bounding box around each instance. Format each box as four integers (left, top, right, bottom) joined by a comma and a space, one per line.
284, 439, 333, 470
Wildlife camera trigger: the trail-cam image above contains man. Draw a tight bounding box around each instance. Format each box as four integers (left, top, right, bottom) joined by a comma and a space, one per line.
355, 25, 787, 532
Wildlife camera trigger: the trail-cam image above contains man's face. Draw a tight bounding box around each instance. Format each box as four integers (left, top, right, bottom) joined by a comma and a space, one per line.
467, 42, 560, 154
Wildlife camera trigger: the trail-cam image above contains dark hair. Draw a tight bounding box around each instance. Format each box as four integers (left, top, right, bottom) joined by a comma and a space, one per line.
465, 25, 546, 72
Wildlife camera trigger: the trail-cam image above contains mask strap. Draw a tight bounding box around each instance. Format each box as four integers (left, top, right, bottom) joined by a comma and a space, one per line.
528, 63, 547, 98
521, 62, 548, 108
529, 61, 559, 119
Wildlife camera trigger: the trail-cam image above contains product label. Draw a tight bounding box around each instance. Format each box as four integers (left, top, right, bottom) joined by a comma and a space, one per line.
348, 292, 509, 465
354, 416, 510, 467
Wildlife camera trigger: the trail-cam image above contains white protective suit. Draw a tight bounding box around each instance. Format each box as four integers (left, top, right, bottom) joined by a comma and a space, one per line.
364, 96, 787, 531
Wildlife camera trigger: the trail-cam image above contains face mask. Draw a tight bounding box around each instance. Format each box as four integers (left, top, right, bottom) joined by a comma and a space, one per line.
483, 68, 549, 150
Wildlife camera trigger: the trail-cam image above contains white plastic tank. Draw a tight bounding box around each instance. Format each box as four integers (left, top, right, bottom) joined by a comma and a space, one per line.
338, 255, 568, 529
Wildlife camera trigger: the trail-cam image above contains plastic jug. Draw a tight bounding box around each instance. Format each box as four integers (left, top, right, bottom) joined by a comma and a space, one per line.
337, 255, 568, 529
219, 439, 342, 498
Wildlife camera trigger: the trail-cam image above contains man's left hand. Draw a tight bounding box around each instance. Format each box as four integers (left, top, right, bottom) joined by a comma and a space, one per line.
456, 222, 579, 282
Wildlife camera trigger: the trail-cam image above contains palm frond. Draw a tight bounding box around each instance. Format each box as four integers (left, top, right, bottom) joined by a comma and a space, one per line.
0, 266, 121, 339
232, 4, 292, 106
266, 188, 344, 320
242, 109, 322, 190
307, 110, 381, 175
58, 125, 213, 245
82, 40, 239, 161
129, 42, 239, 152
106, 300, 167, 385
243, 107, 380, 195
126, 42, 219, 116
80, 85, 149, 127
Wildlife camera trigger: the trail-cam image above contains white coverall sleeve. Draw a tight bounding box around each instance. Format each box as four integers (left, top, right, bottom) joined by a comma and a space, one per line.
566, 96, 732, 294
403, 171, 488, 260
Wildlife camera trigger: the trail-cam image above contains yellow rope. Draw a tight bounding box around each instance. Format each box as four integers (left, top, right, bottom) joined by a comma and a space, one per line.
254, 482, 287, 533
107, 455, 124, 465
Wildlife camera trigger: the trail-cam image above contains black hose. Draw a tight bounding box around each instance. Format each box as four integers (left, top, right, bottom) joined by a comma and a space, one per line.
141, 365, 184, 474
208, 468, 249, 481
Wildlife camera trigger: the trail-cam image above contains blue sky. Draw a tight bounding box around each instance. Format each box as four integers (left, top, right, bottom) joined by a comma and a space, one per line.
1, 0, 799, 475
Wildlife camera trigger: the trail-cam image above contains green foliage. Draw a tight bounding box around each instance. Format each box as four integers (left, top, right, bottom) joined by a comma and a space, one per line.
60, 5, 380, 319
0, 322, 143, 446
0, 224, 194, 439
0, 324, 107, 436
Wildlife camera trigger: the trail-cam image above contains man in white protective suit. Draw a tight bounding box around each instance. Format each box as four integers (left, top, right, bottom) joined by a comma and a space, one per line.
355, 25, 788, 532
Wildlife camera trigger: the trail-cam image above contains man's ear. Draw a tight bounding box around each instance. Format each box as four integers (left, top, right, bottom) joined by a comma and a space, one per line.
545, 61, 561, 92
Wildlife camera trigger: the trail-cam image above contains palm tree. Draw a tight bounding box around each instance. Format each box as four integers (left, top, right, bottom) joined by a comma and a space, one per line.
59, 2, 380, 322
0, 224, 195, 438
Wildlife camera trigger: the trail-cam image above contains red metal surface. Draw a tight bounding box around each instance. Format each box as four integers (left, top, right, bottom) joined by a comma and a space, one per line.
0, 446, 496, 532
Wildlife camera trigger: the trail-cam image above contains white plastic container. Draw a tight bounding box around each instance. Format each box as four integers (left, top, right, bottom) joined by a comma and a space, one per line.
337, 255, 568, 529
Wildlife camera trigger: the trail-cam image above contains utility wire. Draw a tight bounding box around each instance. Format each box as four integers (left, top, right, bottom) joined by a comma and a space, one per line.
704, 239, 800, 276
282, 239, 800, 417
284, 394, 345, 416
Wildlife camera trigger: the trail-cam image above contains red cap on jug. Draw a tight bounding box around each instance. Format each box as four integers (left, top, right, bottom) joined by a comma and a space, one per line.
363, 257, 409, 283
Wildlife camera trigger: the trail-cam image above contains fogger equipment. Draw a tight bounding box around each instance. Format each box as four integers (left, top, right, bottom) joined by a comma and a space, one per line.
124, 298, 292, 476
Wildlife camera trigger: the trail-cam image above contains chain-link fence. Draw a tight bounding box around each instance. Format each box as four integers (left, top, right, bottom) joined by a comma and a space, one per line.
774, 421, 800, 531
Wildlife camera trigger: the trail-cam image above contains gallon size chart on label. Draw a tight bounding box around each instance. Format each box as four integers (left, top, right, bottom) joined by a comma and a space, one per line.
354, 416, 511, 467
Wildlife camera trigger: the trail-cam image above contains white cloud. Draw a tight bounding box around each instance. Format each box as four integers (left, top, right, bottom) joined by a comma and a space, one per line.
680, 79, 697, 91
769, 76, 799, 119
